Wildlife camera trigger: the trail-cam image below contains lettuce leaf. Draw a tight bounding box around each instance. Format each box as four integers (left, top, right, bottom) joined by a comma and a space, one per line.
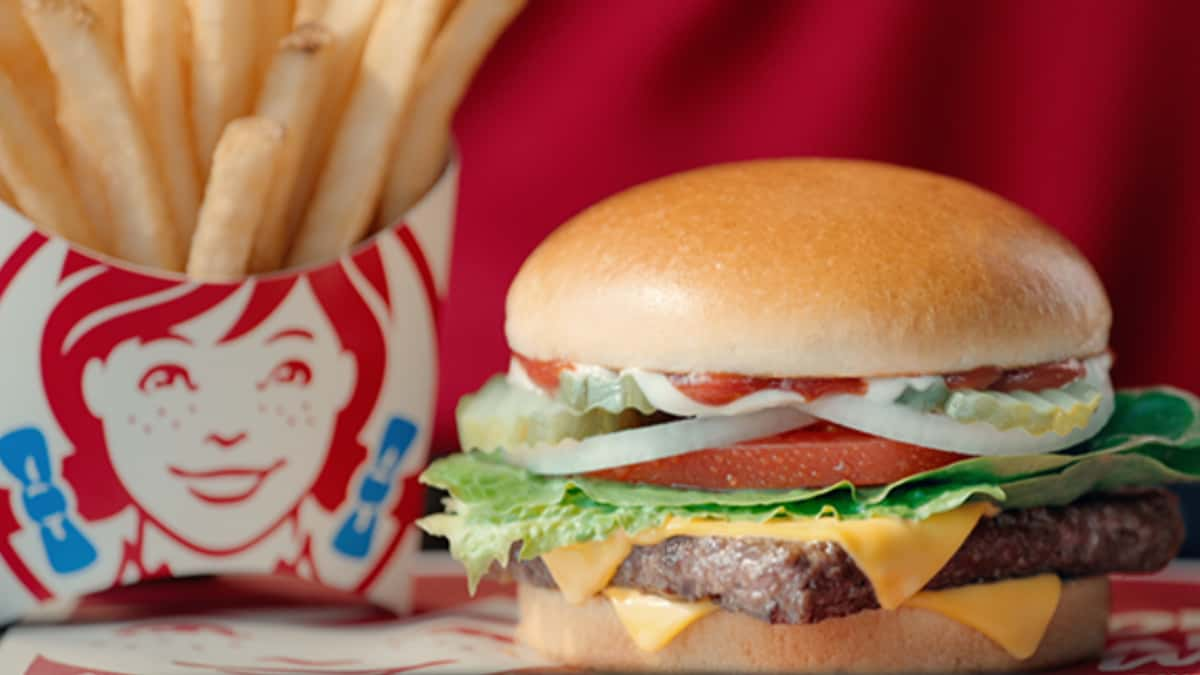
419, 387, 1200, 589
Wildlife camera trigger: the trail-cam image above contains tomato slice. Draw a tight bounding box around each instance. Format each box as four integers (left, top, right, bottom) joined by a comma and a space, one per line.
585, 423, 970, 490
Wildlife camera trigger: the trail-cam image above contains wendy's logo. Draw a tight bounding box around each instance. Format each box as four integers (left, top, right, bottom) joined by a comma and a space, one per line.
0, 221, 440, 622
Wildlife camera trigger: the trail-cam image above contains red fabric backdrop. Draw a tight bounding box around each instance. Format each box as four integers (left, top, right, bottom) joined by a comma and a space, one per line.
436, 0, 1200, 453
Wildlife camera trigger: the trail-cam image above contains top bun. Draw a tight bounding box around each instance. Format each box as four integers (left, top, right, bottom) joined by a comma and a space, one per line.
506, 159, 1110, 377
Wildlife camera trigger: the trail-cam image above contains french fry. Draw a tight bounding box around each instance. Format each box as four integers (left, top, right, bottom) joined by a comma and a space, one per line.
49, 0, 126, 244
286, 0, 448, 267
82, 0, 121, 61
124, 0, 202, 244
58, 4, 125, 248
255, 0, 293, 87
24, 0, 182, 270
188, 117, 285, 281
0, 67, 101, 250
434, 0, 459, 33
189, 0, 259, 177
246, 23, 334, 273
281, 0, 380, 243
57, 101, 114, 250
0, 0, 57, 130
0, 172, 13, 207
380, 0, 524, 228
293, 0, 326, 26
1, 0, 74, 227
178, 0, 192, 81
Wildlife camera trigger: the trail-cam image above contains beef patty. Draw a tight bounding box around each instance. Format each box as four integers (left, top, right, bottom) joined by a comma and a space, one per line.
504, 489, 1183, 624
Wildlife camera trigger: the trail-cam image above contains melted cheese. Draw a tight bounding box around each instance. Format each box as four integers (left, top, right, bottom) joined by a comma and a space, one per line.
602, 587, 717, 652
902, 573, 1062, 659
541, 536, 634, 604
540, 501, 992, 611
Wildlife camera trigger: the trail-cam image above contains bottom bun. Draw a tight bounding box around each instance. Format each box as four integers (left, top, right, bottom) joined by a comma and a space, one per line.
516, 577, 1110, 672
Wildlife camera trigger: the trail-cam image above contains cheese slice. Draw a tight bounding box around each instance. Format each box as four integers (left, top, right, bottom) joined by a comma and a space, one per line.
541, 536, 634, 603
902, 573, 1062, 659
602, 587, 717, 652
540, 501, 992, 611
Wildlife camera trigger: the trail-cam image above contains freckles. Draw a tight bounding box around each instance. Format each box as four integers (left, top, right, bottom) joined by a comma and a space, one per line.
286, 416, 296, 428
127, 415, 137, 426
142, 424, 153, 436
157, 407, 168, 418
171, 419, 181, 431
187, 403, 197, 415
305, 416, 315, 428
258, 403, 267, 414
301, 401, 311, 412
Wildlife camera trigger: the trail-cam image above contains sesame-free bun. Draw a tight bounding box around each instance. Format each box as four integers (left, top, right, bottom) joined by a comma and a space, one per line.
506, 159, 1110, 377
515, 577, 1110, 673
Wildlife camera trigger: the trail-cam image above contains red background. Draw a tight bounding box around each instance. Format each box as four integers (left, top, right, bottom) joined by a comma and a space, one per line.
437, 1, 1200, 450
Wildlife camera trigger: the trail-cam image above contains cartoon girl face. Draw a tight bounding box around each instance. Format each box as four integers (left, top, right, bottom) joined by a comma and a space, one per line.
80, 280, 356, 551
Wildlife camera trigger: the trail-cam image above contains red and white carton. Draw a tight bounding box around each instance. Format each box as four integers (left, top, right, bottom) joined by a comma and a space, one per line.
0, 157, 460, 624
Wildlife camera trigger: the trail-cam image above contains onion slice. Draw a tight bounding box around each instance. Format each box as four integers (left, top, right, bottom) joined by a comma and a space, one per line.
501, 407, 816, 475
797, 357, 1115, 456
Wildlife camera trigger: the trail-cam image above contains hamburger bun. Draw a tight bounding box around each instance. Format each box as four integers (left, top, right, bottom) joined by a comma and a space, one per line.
506, 158, 1110, 377
516, 577, 1110, 673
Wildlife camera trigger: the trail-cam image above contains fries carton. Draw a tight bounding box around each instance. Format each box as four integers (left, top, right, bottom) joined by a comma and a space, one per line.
0, 157, 459, 624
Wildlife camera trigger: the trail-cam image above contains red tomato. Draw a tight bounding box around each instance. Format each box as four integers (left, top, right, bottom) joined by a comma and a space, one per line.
585, 423, 969, 490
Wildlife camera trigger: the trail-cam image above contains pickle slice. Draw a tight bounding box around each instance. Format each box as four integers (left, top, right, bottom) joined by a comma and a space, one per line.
556, 370, 657, 414
895, 381, 951, 412
943, 381, 1102, 436
457, 376, 651, 452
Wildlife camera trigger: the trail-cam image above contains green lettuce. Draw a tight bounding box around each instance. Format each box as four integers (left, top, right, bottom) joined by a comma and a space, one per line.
418, 387, 1200, 589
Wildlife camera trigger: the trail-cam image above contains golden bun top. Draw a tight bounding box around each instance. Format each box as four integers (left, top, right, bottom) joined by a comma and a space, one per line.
506, 158, 1110, 376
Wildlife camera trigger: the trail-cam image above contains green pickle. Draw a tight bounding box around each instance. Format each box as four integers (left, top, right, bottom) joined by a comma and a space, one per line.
457, 376, 651, 451
895, 381, 951, 412
555, 370, 657, 414
941, 381, 1102, 435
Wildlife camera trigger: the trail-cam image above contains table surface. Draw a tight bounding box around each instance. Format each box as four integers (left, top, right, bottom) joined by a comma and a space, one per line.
0, 553, 1196, 674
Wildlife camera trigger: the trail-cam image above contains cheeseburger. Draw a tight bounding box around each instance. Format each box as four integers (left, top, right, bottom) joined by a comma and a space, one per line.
420, 159, 1198, 672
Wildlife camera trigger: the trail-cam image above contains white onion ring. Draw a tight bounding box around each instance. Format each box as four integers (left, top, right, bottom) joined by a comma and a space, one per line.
502, 407, 816, 475
797, 356, 1115, 456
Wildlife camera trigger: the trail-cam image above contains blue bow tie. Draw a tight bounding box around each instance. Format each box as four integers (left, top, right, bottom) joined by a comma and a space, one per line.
0, 427, 97, 575
333, 417, 417, 560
